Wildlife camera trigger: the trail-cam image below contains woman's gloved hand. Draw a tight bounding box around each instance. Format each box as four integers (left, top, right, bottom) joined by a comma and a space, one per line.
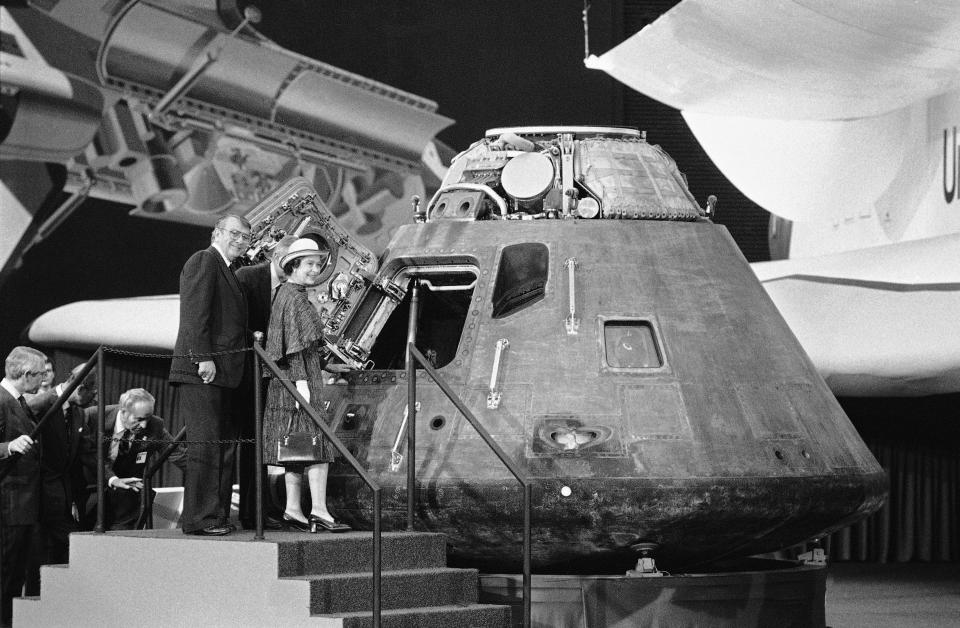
295, 379, 310, 409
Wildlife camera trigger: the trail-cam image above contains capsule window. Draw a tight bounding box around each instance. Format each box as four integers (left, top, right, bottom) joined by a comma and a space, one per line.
491, 243, 549, 318
602, 320, 662, 369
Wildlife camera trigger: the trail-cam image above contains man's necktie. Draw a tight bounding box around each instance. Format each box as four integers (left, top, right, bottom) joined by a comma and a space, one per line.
18, 396, 35, 420
119, 429, 133, 456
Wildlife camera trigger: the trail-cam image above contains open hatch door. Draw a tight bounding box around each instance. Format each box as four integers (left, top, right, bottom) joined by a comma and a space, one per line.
245, 176, 406, 369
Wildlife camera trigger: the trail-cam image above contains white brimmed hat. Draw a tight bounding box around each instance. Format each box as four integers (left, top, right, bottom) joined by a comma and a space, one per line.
280, 238, 326, 267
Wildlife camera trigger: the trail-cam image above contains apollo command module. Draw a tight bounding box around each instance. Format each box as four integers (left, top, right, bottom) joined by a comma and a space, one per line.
244, 126, 887, 573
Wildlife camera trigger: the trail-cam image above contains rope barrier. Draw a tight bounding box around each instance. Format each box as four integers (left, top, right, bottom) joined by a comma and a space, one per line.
99, 345, 265, 446
101, 346, 253, 359
104, 437, 255, 445
97, 345, 261, 445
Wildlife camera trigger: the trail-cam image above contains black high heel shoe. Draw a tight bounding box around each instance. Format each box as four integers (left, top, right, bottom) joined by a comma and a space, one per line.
309, 514, 351, 533
282, 514, 311, 532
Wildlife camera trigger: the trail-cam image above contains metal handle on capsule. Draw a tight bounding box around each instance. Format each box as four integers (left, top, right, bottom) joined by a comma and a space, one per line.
487, 338, 510, 409
389, 401, 420, 472
565, 257, 580, 335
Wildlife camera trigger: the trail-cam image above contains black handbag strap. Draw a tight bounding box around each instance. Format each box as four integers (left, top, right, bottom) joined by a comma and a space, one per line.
284, 389, 327, 434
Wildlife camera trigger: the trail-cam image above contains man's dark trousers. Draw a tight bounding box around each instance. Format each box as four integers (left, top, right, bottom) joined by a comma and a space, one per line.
179, 385, 237, 532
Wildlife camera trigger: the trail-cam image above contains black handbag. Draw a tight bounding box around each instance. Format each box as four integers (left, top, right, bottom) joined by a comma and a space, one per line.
276, 411, 324, 464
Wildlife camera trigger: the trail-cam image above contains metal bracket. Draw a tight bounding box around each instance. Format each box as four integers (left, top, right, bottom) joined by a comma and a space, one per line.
29, 169, 95, 252
798, 547, 827, 566
559, 133, 576, 218
376, 276, 407, 302
626, 542, 663, 577
323, 339, 364, 371
486, 339, 510, 409
424, 182, 508, 220
148, 6, 262, 123
564, 257, 580, 335
625, 556, 663, 578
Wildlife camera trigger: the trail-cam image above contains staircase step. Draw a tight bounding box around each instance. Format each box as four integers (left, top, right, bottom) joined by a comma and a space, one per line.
319, 603, 512, 628
288, 567, 479, 613
275, 531, 449, 576
14, 530, 510, 627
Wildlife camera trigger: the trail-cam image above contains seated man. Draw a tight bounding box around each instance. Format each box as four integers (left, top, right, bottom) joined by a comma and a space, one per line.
83, 388, 186, 530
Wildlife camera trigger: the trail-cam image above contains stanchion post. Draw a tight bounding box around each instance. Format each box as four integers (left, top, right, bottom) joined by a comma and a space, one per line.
141, 474, 153, 529
523, 482, 531, 628
373, 487, 382, 628
405, 281, 420, 531
253, 333, 265, 540
95, 346, 106, 533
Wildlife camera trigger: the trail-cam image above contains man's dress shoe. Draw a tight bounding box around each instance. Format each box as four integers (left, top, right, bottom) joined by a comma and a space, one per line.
189, 524, 232, 536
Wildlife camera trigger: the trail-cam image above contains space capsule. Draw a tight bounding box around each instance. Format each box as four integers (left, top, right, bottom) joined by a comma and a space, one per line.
246, 126, 886, 572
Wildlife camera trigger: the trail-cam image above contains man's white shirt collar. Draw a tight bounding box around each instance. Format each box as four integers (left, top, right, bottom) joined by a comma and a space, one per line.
270, 263, 284, 291
212, 242, 231, 266
1, 378, 20, 399
113, 411, 126, 436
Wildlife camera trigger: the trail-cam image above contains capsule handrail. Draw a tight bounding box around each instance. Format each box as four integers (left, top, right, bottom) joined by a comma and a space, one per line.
406, 343, 532, 628
253, 341, 383, 628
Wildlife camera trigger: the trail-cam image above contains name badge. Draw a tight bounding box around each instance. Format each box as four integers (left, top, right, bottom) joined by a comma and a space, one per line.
135, 451, 148, 464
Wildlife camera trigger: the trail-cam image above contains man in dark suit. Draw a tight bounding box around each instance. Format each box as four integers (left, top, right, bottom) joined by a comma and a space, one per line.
23, 363, 97, 596
82, 388, 186, 530
235, 235, 296, 530
169, 214, 251, 536
0, 346, 47, 628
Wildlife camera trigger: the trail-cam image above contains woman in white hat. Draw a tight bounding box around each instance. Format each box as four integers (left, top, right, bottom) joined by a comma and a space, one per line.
261, 237, 350, 532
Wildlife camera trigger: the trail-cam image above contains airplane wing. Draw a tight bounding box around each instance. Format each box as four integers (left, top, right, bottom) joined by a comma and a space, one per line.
585, 0, 960, 121
28, 295, 180, 352
753, 235, 960, 396
586, 0, 960, 395
585, 0, 960, 243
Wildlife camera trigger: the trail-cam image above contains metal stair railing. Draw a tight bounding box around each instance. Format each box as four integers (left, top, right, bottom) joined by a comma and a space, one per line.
406, 343, 532, 628
135, 426, 187, 530
252, 335, 384, 628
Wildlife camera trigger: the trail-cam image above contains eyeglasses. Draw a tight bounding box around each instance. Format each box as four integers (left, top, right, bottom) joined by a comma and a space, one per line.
120, 410, 151, 424
221, 228, 252, 242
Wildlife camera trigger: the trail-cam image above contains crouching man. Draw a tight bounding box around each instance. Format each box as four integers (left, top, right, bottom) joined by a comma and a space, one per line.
83, 388, 186, 530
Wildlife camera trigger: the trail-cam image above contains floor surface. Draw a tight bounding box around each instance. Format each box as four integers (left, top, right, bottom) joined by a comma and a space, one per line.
825, 563, 960, 628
